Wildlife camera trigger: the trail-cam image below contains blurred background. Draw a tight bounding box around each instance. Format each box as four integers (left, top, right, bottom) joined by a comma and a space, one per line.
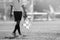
34, 0, 60, 12
0, 0, 60, 21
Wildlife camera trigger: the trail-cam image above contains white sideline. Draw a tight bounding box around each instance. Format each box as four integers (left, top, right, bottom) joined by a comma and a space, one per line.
0, 21, 16, 24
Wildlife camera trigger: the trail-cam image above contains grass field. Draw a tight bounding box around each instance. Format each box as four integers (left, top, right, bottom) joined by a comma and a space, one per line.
0, 20, 60, 40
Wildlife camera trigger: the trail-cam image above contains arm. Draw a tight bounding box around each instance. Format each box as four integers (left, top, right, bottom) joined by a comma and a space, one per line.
10, 5, 13, 17
22, 5, 27, 13
22, 5, 27, 20
10, 5, 13, 14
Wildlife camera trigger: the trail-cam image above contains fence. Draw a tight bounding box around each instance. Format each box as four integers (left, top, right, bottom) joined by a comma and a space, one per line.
27, 12, 60, 21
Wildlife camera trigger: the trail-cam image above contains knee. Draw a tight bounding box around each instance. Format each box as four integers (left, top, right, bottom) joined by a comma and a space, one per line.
17, 21, 20, 24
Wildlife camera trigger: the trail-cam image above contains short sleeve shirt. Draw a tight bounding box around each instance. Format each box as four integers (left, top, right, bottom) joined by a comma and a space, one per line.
12, 0, 23, 11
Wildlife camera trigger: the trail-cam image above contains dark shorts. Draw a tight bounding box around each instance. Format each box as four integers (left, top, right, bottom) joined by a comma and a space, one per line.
14, 11, 22, 21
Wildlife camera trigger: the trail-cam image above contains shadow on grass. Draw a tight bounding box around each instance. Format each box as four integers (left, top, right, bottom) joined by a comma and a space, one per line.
4, 36, 18, 39
3, 35, 27, 39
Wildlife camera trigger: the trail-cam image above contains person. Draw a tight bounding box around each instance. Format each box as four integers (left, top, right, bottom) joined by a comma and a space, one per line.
10, 0, 23, 37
